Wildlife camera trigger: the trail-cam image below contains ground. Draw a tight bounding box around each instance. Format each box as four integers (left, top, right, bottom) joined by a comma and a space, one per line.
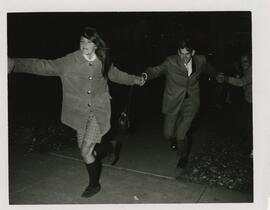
9, 103, 253, 195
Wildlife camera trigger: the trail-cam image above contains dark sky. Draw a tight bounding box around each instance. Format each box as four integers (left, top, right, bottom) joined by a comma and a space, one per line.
8, 12, 251, 60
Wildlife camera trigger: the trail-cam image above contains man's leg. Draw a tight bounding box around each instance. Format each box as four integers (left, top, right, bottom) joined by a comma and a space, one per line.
163, 114, 178, 151
175, 98, 197, 168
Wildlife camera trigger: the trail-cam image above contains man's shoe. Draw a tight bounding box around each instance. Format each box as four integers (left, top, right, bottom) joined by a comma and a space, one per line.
81, 184, 101, 198
170, 139, 177, 151
176, 156, 188, 169
170, 141, 177, 151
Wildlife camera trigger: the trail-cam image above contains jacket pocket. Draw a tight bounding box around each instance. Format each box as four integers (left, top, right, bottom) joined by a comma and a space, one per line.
92, 92, 111, 110
64, 93, 83, 110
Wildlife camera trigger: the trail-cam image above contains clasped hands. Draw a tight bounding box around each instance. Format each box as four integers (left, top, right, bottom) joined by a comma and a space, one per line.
134, 73, 147, 86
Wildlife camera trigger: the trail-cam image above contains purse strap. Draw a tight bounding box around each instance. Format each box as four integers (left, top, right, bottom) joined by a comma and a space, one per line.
124, 85, 134, 116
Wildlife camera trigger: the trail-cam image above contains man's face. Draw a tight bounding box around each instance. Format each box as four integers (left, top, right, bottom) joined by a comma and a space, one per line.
80, 36, 97, 56
178, 48, 195, 64
240, 56, 251, 70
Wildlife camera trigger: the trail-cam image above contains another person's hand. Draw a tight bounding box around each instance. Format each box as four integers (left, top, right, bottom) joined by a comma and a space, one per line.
134, 76, 146, 86
8, 57, 15, 74
216, 72, 225, 83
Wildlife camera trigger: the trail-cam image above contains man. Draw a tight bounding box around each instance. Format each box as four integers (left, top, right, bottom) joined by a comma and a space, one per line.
142, 38, 219, 169
217, 53, 252, 157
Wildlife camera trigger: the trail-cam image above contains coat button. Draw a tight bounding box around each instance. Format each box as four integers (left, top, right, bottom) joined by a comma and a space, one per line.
87, 90, 91, 94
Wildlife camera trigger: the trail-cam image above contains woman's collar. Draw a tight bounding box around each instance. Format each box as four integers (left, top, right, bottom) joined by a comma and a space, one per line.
83, 53, 97, 62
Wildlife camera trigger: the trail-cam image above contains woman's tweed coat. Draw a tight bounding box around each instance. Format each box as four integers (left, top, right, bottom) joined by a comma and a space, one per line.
13, 50, 136, 135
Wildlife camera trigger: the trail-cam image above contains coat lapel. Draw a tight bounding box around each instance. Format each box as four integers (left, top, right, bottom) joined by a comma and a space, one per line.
175, 55, 198, 76
176, 56, 188, 76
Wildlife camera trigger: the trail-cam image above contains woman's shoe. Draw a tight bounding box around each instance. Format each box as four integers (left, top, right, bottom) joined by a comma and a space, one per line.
81, 184, 101, 198
83, 160, 101, 198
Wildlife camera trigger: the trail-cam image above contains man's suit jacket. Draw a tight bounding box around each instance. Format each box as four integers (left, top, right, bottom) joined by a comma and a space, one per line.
146, 54, 215, 115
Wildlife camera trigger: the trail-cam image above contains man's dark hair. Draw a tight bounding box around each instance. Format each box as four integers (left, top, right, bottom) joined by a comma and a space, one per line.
178, 38, 194, 52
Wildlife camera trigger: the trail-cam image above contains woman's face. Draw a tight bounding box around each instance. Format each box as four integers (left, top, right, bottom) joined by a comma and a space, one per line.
80, 36, 97, 57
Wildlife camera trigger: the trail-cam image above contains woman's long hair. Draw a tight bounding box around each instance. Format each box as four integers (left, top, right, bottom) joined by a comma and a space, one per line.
81, 27, 112, 78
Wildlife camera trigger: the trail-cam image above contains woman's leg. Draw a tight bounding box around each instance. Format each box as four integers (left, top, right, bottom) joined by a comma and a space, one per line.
77, 113, 103, 198
80, 141, 96, 164
93, 138, 123, 165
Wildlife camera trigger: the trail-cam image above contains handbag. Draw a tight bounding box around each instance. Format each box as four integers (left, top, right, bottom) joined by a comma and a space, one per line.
118, 86, 134, 131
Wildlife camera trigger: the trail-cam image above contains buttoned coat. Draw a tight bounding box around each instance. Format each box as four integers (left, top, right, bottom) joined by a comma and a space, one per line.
146, 54, 215, 115
13, 50, 136, 135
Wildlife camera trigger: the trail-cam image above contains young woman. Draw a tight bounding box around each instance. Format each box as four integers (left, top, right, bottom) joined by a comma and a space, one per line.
8, 27, 145, 198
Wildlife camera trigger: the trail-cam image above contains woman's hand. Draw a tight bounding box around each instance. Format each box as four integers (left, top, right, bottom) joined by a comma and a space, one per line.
134, 76, 146, 86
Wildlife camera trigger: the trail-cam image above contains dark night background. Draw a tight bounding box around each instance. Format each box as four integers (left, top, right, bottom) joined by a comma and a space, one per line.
7, 12, 251, 132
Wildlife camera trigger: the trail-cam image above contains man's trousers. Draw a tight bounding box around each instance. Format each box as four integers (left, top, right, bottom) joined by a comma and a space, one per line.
163, 98, 197, 142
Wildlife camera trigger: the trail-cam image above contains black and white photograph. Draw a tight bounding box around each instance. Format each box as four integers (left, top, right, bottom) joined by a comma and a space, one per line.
1, 0, 270, 209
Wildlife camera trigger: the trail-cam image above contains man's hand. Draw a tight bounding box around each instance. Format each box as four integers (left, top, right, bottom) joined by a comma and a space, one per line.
141, 73, 148, 81
216, 72, 225, 83
8, 57, 15, 74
